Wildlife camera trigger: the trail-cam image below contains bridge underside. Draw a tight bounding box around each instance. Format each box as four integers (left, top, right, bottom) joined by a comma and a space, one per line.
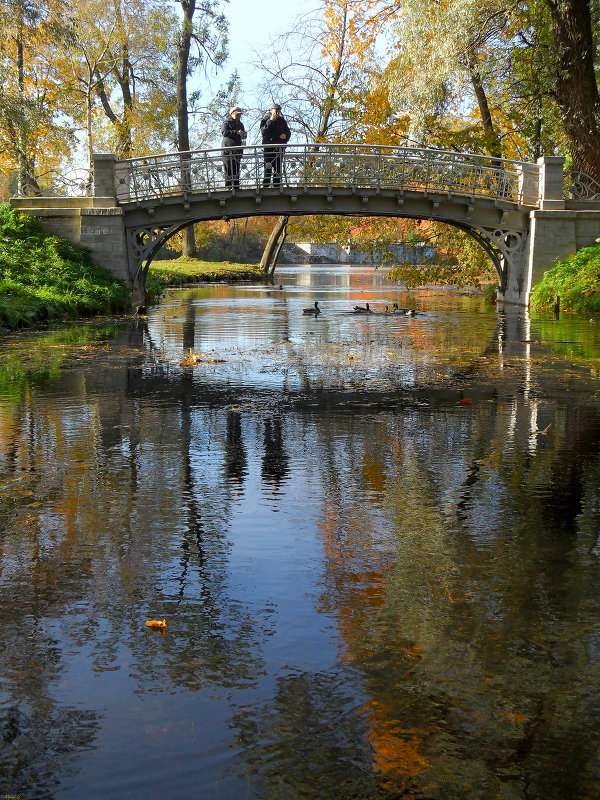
120, 186, 531, 306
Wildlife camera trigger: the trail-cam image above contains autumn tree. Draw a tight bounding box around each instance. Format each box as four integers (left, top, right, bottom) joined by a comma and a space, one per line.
0, 0, 73, 194
385, 0, 600, 177
84, 0, 180, 160
253, 0, 401, 275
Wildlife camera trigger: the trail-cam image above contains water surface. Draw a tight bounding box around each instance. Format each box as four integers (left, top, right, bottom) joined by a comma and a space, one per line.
1, 265, 600, 799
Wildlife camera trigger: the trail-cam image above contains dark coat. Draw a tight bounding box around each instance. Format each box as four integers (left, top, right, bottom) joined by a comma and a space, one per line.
260, 114, 291, 145
221, 116, 246, 148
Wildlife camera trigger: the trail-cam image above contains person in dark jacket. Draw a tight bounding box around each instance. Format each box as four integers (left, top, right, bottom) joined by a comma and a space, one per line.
221, 106, 246, 189
260, 104, 291, 187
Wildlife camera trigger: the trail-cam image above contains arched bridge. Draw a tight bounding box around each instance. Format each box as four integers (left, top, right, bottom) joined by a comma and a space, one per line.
114, 144, 543, 303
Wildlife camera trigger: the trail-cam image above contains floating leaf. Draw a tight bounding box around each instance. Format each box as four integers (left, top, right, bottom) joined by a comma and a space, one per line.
180, 348, 200, 367
145, 618, 166, 629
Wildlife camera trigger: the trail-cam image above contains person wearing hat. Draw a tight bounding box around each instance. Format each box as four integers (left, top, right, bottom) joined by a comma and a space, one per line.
260, 104, 291, 187
221, 106, 247, 189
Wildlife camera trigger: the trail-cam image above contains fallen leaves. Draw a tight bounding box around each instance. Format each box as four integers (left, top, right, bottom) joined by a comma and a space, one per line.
180, 349, 226, 367
145, 618, 166, 629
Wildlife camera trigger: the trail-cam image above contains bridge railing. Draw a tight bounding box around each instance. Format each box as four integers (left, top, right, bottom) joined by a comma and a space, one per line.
114, 144, 540, 207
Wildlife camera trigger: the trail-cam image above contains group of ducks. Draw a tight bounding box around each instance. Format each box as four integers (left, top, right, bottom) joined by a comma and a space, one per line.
303, 301, 417, 317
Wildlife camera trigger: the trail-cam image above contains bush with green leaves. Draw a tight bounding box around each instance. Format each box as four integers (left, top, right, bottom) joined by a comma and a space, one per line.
0, 204, 130, 329
530, 244, 600, 313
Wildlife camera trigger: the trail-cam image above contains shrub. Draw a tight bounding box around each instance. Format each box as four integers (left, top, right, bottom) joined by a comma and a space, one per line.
530, 244, 600, 313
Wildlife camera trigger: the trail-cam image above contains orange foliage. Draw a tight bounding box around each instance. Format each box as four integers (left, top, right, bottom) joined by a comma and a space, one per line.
363, 698, 429, 790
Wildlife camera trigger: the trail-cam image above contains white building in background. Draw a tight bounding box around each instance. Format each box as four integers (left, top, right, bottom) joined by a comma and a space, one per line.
294, 241, 437, 264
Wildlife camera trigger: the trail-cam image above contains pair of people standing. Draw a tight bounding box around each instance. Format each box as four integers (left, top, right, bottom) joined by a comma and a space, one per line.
221, 104, 291, 190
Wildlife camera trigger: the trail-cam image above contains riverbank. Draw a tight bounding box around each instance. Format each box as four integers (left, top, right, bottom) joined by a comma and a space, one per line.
530, 243, 600, 313
146, 257, 264, 301
0, 205, 265, 331
0, 205, 130, 330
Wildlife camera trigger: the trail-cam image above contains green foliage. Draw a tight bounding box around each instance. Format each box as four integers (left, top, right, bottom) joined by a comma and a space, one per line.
166, 220, 266, 263
0, 204, 130, 329
530, 244, 600, 313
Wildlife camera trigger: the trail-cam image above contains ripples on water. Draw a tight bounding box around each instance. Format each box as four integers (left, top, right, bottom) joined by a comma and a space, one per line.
1, 265, 600, 799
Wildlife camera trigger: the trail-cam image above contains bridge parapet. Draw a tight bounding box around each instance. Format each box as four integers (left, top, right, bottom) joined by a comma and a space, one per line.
114, 144, 541, 208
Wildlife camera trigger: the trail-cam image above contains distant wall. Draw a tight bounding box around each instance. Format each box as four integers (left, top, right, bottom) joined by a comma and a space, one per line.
294, 241, 436, 264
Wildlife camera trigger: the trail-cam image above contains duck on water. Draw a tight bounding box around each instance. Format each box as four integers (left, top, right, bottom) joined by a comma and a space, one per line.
303, 301, 320, 316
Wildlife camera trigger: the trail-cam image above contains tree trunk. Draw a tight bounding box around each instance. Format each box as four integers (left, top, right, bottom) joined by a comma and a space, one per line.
177, 0, 197, 258
260, 216, 289, 275
546, 0, 600, 182
15, 19, 39, 195
468, 59, 502, 159
269, 219, 289, 278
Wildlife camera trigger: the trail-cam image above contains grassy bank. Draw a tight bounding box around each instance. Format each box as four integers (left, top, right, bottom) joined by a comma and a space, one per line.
146, 256, 265, 301
530, 243, 600, 313
0, 205, 130, 330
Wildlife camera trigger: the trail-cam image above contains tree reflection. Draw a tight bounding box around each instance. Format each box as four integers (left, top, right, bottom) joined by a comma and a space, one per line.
261, 417, 290, 491
309, 392, 600, 799
231, 669, 393, 799
0, 615, 99, 796
225, 409, 248, 485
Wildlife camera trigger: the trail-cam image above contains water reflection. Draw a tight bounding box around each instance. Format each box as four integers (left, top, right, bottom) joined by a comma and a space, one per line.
225, 410, 248, 486
261, 417, 289, 492
0, 266, 600, 798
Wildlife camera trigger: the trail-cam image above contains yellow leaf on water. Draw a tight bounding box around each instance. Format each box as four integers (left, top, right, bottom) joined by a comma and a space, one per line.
145, 618, 166, 629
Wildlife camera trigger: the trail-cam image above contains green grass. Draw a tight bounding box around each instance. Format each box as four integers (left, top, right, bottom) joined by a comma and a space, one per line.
147, 256, 265, 300
530, 244, 600, 313
0, 204, 131, 329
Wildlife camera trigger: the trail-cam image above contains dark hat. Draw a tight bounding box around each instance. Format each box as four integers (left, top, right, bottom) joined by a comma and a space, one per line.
271, 104, 282, 111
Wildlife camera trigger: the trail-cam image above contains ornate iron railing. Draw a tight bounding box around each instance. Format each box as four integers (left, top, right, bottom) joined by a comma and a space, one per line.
114, 144, 540, 207
12, 168, 93, 198
564, 170, 600, 201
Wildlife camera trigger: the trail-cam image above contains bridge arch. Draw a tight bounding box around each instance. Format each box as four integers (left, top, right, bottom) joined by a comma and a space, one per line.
129, 205, 527, 300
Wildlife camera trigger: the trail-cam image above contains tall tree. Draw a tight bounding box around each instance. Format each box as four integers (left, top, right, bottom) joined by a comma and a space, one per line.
384, 0, 600, 176
174, 0, 227, 257
253, 0, 398, 275
87, 0, 179, 159
544, 0, 600, 180
0, 0, 72, 194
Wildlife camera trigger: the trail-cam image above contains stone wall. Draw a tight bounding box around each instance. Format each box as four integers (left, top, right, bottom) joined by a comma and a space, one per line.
10, 197, 131, 287
527, 209, 600, 295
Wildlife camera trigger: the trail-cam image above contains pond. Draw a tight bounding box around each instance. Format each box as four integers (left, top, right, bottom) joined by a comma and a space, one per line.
1, 264, 600, 799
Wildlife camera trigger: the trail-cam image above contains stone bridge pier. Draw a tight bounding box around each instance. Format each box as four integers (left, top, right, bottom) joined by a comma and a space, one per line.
10, 153, 130, 288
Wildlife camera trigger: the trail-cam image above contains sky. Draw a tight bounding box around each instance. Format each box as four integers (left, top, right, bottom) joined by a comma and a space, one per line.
221, 0, 317, 122
225, 0, 315, 77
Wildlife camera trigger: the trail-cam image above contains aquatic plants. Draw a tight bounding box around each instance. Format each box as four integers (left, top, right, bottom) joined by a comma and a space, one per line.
0, 323, 127, 401
0, 204, 131, 329
530, 243, 600, 313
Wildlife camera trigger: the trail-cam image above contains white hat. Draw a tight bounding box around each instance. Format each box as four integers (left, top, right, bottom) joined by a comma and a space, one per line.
230, 106, 243, 115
